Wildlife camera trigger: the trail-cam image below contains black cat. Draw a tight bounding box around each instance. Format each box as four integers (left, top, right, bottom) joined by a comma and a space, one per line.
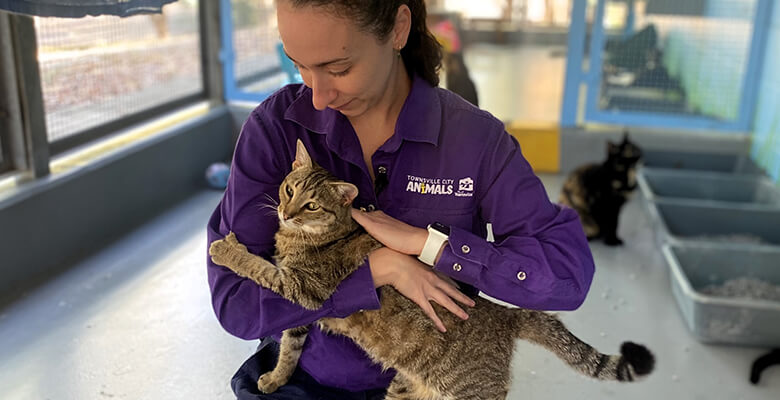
751, 348, 780, 385
559, 132, 642, 246
444, 52, 478, 107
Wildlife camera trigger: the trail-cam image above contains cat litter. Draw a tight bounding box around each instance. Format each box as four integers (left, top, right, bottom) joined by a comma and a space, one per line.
700, 278, 780, 302
663, 243, 780, 346
648, 201, 780, 252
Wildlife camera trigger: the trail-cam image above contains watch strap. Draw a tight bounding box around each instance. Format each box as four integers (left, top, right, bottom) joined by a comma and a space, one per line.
418, 224, 449, 266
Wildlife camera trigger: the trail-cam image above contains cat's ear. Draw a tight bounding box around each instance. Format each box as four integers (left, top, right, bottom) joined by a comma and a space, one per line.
331, 182, 359, 206
622, 130, 630, 143
292, 139, 313, 170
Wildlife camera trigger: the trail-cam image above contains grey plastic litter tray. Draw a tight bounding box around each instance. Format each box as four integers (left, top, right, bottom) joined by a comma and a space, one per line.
642, 150, 763, 175
637, 169, 780, 207
647, 201, 780, 250
662, 244, 780, 346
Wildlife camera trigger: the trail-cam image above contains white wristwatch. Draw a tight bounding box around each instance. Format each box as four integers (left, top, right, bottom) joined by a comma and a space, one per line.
418, 222, 450, 266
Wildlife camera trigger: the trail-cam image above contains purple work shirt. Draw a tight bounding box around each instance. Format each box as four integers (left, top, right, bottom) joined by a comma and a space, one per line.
207, 76, 595, 391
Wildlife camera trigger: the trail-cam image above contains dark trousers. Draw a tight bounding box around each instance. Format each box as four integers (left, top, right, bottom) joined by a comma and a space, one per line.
231, 338, 388, 400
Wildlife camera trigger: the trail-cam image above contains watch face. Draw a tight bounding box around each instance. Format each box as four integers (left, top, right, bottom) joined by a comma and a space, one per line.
431, 222, 450, 235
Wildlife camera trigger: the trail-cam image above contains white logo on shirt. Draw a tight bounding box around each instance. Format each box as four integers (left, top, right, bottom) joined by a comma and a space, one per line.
458, 177, 473, 192
455, 177, 474, 197
405, 175, 453, 196
405, 175, 474, 197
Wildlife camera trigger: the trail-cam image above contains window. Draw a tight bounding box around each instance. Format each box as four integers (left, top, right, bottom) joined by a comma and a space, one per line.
35, 0, 204, 155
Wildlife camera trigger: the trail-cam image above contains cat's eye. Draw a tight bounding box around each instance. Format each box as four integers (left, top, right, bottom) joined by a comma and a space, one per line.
285, 185, 293, 197
305, 202, 320, 211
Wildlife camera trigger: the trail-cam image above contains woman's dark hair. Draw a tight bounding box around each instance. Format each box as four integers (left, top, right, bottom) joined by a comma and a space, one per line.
287, 0, 443, 86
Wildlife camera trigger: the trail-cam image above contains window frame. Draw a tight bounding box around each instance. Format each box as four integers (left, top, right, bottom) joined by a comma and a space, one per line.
0, 0, 225, 177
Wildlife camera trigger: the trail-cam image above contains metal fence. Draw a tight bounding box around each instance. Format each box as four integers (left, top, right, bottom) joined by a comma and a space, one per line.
562, 0, 773, 132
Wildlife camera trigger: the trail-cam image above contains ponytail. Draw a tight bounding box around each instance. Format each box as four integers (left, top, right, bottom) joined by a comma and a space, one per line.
401, 0, 442, 86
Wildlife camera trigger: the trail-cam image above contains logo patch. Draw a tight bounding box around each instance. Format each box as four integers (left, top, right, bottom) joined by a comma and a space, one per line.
456, 177, 474, 197
405, 175, 474, 197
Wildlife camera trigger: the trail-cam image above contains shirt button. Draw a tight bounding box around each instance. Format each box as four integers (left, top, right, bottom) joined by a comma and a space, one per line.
517, 271, 527, 281
453, 263, 462, 272
461, 245, 470, 254
378, 166, 387, 174
367, 204, 376, 211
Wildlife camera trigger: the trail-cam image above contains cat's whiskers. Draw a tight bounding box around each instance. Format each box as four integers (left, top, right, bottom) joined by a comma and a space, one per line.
257, 194, 281, 217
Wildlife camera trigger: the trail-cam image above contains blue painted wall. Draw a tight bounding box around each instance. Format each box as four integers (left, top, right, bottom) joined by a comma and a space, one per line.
750, 1, 780, 183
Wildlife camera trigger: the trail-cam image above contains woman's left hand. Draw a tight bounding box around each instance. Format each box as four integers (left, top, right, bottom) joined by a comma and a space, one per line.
351, 209, 427, 256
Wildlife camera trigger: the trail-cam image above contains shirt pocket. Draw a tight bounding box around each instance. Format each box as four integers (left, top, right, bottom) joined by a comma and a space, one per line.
394, 206, 475, 231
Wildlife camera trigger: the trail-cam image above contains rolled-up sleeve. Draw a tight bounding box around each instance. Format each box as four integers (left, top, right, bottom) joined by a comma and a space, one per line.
433, 131, 594, 311
206, 107, 380, 340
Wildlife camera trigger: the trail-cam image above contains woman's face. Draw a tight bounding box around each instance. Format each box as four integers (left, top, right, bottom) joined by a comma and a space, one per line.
277, 1, 408, 118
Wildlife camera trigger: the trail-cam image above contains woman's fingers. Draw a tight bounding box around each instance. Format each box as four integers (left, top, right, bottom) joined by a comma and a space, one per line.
437, 280, 476, 308
370, 247, 475, 332
416, 297, 447, 333
429, 290, 469, 321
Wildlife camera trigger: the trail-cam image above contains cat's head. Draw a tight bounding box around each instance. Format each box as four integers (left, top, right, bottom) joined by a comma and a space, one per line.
607, 132, 642, 167
606, 132, 642, 190
277, 140, 358, 235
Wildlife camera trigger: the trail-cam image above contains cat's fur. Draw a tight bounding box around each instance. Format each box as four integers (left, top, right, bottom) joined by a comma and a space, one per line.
209, 140, 654, 399
750, 348, 780, 385
559, 132, 642, 246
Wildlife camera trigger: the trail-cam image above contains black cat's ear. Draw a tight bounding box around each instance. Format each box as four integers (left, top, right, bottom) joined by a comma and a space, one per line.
331, 182, 359, 206
292, 139, 313, 170
622, 130, 630, 143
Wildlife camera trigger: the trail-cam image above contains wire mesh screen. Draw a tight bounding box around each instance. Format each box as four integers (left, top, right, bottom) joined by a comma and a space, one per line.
35, 0, 203, 144
596, 0, 757, 121
231, 0, 280, 88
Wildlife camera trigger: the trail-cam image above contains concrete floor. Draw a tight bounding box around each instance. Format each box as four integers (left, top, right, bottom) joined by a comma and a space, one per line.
1, 175, 778, 400
1, 43, 778, 399
463, 43, 566, 123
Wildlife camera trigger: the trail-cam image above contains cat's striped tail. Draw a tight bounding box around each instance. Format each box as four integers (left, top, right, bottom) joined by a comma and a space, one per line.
514, 310, 655, 382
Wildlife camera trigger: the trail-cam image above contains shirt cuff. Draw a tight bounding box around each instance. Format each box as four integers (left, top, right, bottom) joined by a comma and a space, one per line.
330, 261, 381, 318
434, 226, 485, 286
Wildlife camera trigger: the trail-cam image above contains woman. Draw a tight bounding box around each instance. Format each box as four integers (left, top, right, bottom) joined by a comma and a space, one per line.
206, 1, 595, 398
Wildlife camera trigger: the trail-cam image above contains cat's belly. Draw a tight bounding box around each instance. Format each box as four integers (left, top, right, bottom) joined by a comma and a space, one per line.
318, 287, 517, 381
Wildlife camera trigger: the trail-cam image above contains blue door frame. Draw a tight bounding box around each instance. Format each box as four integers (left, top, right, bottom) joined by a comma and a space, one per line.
561, 0, 774, 132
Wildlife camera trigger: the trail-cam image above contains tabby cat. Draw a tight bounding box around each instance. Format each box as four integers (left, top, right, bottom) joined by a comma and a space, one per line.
209, 139, 654, 400
559, 132, 642, 246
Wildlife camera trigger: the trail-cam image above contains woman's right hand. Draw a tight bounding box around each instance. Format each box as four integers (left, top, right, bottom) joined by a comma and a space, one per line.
368, 247, 475, 333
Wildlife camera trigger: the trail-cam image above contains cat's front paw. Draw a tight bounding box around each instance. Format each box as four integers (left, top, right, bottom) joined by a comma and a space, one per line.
209, 231, 248, 267
604, 236, 624, 246
257, 372, 282, 394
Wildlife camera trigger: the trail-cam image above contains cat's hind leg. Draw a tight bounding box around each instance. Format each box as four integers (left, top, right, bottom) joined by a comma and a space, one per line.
580, 214, 601, 241
385, 373, 450, 400
257, 326, 310, 393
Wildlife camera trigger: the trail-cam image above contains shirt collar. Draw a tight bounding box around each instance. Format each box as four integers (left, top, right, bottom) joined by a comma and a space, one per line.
283, 75, 442, 147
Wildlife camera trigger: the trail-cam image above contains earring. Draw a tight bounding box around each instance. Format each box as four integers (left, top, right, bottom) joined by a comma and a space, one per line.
395, 48, 402, 58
